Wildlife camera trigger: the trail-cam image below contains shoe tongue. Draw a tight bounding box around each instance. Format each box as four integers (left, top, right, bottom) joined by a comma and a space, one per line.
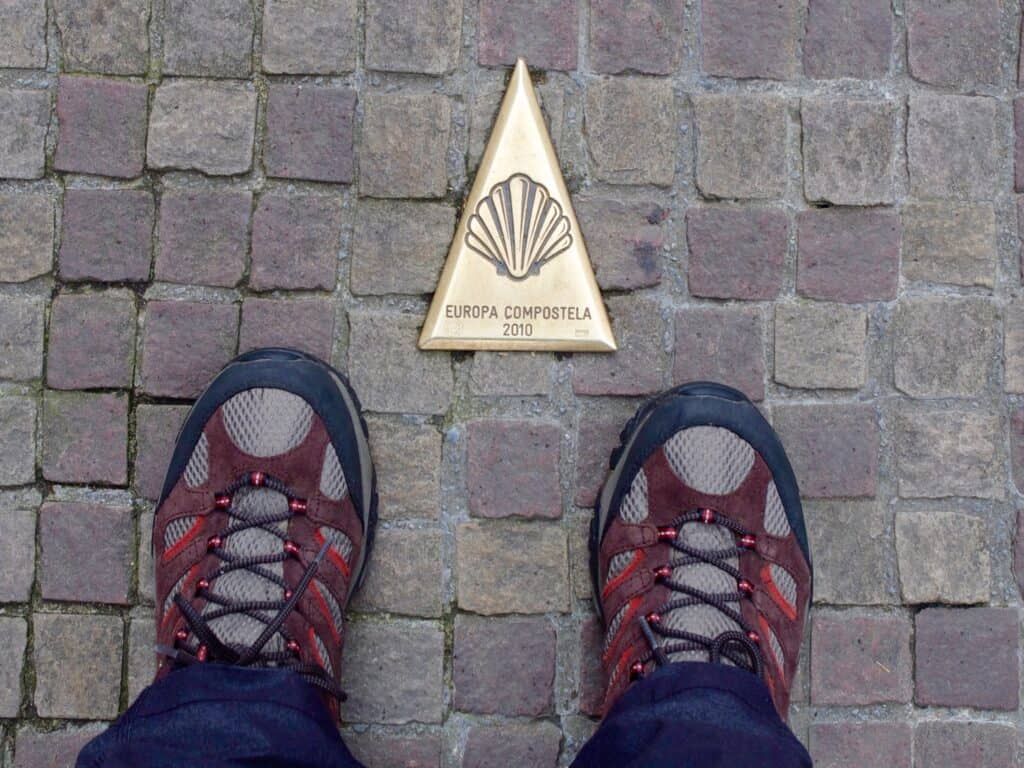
205, 486, 288, 652
663, 522, 742, 664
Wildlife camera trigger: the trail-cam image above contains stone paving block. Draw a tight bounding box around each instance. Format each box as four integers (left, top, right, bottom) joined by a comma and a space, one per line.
478, 0, 577, 71
339, 619, 444, 724
0, 295, 44, 381
463, 722, 562, 768
686, 207, 786, 300
134, 404, 189, 501
42, 391, 127, 485
453, 614, 556, 715
47, 290, 136, 390
365, 0, 461, 74
805, 500, 897, 605
585, 78, 675, 186
0, 193, 53, 282
250, 194, 342, 291
674, 306, 765, 400
901, 202, 996, 288
1005, 299, 1024, 393
261, 0, 357, 74
796, 208, 899, 302
701, 0, 800, 79
894, 298, 995, 398
54, 75, 148, 178
1013, 412, 1024, 497
349, 312, 453, 415
54, 0, 148, 74
139, 300, 239, 398
589, 0, 684, 75
810, 611, 912, 705
0, 616, 26, 716
0, 88, 48, 179
59, 188, 153, 282
40, 501, 132, 604
809, 722, 911, 768
265, 85, 355, 183
802, 98, 895, 205
694, 95, 787, 199
155, 189, 251, 288
127, 617, 155, 704
575, 397, 640, 506
914, 722, 1017, 768
774, 404, 878, 498
239, 297, 336, 362
469, 352, 553, 396
163, 0, 254, 76
12, 724, 107, 768
344, 732, 443, 768
907, 95, 1006, 200
138, 510, 154, 602
0, 509, 36, 601
896, 510, 989, 605
0, 0, 46, 68
579, 614, 605, 716
34, 613, 122, 718
569, 516, 591, 600
907, 0, 1002, 90
351, 200, 454, 295
148, 80, 256, 176
803, 0, 891, 79
572, 294, 666, 396
360, 93, 450, 198
1016, 99, 1024, 192
351, 527, 443, 617
915, 607, 1019, 710
456, 521, 569, 614
896, 408, 1002, 499
774, 303, 866, 390
366, 416, 442, 521
0, 396, 36, 486
576, 194, 667, 290
467, 419, 561, 519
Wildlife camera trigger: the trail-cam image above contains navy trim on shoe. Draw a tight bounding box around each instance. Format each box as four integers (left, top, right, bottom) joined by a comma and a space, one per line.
590, 382, 811, 623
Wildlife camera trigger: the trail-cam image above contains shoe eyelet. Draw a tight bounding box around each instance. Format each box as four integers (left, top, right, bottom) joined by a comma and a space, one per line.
747, 630, 760, 645
738, 579, 754, 597
288, 498, 307, 514
654, 565, 672, 582
214, 494, 232, 509
207, 535, 223, 550
645, 612, 662, 625
656, 526, 677, 542
283, 540, 300, 557
629, 660, 645, 680
700, 508, 715, 525
197, 644, 209, 662
739, 534, 757, 550
250, 471, 266, 487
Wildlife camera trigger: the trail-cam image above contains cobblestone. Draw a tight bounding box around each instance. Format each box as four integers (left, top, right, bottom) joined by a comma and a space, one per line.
261, 0, 356, 74
674, 306, 765, 400
589, 0, 684, 75
163, 0, 254, 77
0, 616, 26, 716
155, 190, 251, 288
701, 0, 800, 80
54, 0, 148, 74
0, 0, 46, 68
576, 194, 667, 290
351, 527, 444, 617
0, 397, 37, 486
33, 613, 122, 719
914, 722, 1017, 768
0, 193, 53, 282
0, 88, 49, 179
803, 0, 891, 79
47, 290, 136, 390
365, 0, 461, 75
463, 722, 562, 768
901, 202, 997, 288
59, 189, 154, 282
478, 0, 578, 71
774, 303, 866, 390
0, 509, 36, 601
40, 501, 132, 603
896, 510, 990, 605
250, 194, 343, 291
265, 85, 355, 183
239, 297, 336, 361
687, 207, 786, 300
41, 391, 128, 485
907, 0, 1003, 90
467, 419, 561, 519
0, 295, 44, 381
805, 500, 897, 605
360, 93, 450, 199
809, 722, 911, 768
365, 416, 442, 521
12, 724, 107, 768
811, 611, 912, 705
134, 404, 189, 501
572, 294, 666, 396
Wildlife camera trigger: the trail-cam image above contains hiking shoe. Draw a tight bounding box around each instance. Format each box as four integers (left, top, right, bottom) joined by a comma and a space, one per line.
152, 348, 377, 716
590, 382, 811, 718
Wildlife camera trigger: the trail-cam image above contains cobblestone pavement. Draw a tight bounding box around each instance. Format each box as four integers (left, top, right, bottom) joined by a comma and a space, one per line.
1, 0, 1024, 766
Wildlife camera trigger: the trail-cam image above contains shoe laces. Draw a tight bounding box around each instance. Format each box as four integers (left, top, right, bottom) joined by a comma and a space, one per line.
157, 471, 345, 701
631, 507, 763, 681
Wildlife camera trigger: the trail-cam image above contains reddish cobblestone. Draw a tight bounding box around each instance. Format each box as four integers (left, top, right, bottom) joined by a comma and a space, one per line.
365, 0, 460, 75
803, 0, 892, 79
478, 0, 578, 71
250, 194, 343, 291
59, 189, 154, 282
39, 501, 132, 604
41, 391, 128, 485
344, 732, 443, 768
12, 724, 108, 768
54, 75, 148, 178
46, 291, 136, 390
673, 306, 765, 400
467, 419, 561, 519
463, 722, 562, 768
914, 722, 1017, 768
239, 297, 336, 361
687, 207, 787, 300
134, 404, 190, 501
265, 85, 355, 183
810, 611, 912, 705
702, 0, 800, 79
796, 209, 899, 302
155, 190, 251, 288
575, 397, 641, 506
907, 0, 1002, 90
579, 615, 606, 717
589, 0, 684, 75
809, 722, 911, 768
576, 195, 667, 290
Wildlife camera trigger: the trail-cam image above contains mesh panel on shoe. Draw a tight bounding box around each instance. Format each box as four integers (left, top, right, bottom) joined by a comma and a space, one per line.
222, 389, 314, 457
314, 578, 344, 637
769, 563, 797, 609
769, 627, 785, 670
319, 443, 349, 500
203, 486, 287, 653
184, 434, 209, 487
764, 481, 792, 537
314, 633, 334, 676
664, 522, 742, 664
164, 516, 198, 549
664, 426, 755, 496
620, 470, 648, 523
165, 569, 191, 621
606, 551, 634, 583
319, 525, 353, 563
604, 604, 628, 654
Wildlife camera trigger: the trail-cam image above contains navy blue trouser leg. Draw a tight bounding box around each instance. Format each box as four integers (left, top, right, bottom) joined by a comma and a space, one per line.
75, 665, 365, 768
571, 662, 812, 768
78, 662, 810, 767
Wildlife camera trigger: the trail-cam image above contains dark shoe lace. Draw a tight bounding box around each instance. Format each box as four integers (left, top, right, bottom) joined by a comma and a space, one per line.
631, 507, 764, 681
157, 471, 345, 701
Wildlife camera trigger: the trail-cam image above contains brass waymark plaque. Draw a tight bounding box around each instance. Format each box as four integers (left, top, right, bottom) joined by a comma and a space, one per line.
419, 58, 616, 352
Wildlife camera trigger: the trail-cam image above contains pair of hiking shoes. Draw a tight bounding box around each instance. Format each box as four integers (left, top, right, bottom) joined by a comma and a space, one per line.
152, 349, 811, 720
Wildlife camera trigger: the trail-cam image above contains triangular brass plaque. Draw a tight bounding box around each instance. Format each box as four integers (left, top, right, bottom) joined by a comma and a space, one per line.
419, 58, 616, 352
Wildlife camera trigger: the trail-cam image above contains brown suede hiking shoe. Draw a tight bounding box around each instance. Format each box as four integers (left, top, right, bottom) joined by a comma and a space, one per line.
590, 383, 812, 718
152, 348, 377, 716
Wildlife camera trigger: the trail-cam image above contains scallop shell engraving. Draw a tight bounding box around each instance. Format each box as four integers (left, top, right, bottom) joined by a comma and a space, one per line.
465, 173, 573, 280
